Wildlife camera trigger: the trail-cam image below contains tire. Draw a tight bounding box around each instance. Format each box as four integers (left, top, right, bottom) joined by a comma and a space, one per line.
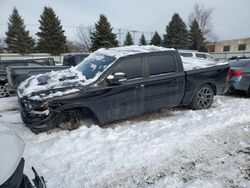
245, 86, 250, 97
190, 84, 214, 110
0, 84, 9, 98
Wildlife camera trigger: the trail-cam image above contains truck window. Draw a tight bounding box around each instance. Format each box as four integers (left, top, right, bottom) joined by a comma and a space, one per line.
146, 55, 176, 76
28, 63, 43, 66
180, 52, 192, 57
0, 64, 5, 69
112, 57, 142, 79
196, 53, 206, 59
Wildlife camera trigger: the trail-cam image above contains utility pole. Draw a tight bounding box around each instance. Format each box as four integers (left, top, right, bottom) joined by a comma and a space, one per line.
117, 29, 124, 46
131, 30, 138, 44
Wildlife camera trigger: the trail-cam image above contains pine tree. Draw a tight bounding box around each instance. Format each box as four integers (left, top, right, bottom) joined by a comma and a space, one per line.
189, 19, 206, 51
36, 7, 68, 55
139, 34, 147, 45
90, 15, 118, 51
162, 13, 189, 49
123, 32, 134, 46
150, 32, 162, 46
5, 7, 34, 53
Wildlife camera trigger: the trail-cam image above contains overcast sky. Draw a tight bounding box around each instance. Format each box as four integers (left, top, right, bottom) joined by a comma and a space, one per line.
0, 0, 250, 43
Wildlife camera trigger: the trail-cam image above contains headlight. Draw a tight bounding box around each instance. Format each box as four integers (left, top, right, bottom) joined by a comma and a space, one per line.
41, 101, 49, 110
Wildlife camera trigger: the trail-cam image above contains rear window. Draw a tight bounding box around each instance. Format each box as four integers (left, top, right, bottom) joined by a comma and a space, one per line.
0, 63, 5, 69
180, 52, 193, 57
146, 55, 176, 76
196, 53, 206, 59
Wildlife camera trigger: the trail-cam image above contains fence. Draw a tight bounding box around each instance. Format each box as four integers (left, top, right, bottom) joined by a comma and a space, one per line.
210, 51, 250, 61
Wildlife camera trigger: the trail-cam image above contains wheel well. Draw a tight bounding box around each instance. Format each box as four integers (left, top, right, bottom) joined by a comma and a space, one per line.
0, 81, 7, 86
62, 107, 99, 124
206, 83, 217, 95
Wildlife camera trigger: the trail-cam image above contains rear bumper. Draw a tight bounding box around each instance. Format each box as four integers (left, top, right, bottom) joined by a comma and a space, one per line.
229, 76, 249, 91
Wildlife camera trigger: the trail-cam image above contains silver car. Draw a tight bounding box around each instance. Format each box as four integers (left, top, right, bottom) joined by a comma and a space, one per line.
228, 59, 250, 96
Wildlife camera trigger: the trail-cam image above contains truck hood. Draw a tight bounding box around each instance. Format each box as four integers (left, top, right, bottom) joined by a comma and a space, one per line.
18, 67, 89, 100
0, 126, 25, 185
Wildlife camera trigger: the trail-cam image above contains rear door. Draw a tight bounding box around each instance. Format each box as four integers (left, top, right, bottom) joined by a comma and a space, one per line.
143, 53, 185, 112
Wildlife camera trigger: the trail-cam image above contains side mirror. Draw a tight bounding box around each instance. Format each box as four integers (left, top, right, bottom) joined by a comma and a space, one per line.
107, 72, 127, 85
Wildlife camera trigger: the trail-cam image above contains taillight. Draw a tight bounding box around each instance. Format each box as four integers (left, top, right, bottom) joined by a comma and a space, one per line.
230, 70, 243, 77
226, 68, 230, 81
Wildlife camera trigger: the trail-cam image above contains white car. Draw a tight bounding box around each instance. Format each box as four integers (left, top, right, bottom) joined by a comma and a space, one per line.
179, 50, 216, 61
0, 126, 46, 188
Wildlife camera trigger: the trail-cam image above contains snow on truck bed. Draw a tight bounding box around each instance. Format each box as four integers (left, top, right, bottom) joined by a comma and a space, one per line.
181, 57, 228, 71
0, 96, 249, 188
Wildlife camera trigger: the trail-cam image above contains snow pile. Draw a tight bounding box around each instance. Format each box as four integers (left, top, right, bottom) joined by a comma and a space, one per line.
0, 95, 249, 187
182, 57, 228, 71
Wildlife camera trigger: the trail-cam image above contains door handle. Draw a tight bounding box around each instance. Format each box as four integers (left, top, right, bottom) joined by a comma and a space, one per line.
135, 84, 145, 88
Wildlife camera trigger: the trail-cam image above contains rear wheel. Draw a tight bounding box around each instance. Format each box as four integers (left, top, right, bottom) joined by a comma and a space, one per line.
245, 86, 250, 97
190, 84, 214, 110
0, 84, 9, 98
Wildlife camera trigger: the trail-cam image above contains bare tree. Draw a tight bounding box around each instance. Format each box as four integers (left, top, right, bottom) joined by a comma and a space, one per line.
189, 3, 217, 41
76, 25, 93, 52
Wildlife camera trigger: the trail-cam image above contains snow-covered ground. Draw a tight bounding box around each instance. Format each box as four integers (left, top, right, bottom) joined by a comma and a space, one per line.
0, 95, 249, 188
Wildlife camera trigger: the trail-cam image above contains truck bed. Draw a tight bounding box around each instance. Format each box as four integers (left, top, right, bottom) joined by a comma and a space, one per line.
182, 63, 230, 105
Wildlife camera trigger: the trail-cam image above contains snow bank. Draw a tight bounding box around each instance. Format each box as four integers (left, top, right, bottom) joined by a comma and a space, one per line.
0, 95, 249, 187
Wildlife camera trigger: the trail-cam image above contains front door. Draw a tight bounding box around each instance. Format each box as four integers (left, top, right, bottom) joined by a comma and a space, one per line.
99, 56, 145, 123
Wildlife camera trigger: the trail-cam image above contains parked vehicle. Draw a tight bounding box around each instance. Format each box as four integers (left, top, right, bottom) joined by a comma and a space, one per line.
0, 58, 58, 97
228, 58, 250, 96
179, 50, 217, 61
0, 126, 46, 188
6, 54, 89, 95
6, 66, 69, 91
17, 46, 229, 133
63, 53, 89, 66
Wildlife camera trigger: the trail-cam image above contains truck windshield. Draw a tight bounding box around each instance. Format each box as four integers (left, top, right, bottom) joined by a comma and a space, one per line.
76, 55, 116, 79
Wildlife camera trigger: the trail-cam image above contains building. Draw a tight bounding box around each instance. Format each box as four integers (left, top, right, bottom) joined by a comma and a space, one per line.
206, 38, 250, 61
207, 38, 250, 53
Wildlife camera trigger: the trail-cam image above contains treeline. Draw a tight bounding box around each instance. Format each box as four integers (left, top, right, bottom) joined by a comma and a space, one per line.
3, 4, 212, 54
4, 7, 67, 55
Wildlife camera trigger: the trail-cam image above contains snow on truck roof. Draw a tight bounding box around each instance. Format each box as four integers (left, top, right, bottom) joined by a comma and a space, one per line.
93, 45, 175, 58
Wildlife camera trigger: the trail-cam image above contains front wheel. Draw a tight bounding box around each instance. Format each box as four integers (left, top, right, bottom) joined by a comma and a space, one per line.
190, 84, 214, 110
0, 84, 9, 98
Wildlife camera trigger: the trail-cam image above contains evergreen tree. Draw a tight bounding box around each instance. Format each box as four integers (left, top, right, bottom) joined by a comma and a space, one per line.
90, 15, 118, 51
162, 13, 189, 49
150, 32, 162, 46
123, 32, 134, 46
189, 19, 206, 51
139, 34, 147, 45
36, 7, 68, 55
5, 7, 34, 53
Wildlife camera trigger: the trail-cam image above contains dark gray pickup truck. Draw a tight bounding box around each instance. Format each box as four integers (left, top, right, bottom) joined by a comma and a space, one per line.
17, 46, 229, 133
